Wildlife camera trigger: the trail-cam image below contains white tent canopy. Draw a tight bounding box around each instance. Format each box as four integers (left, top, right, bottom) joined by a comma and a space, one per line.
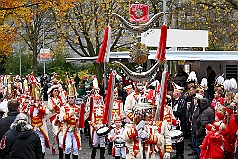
66, 51, 238, 62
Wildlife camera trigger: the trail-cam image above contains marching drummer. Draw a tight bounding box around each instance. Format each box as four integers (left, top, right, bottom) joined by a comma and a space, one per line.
108, 116, 126, 159
89, 82, 106, 159
122, 105, 163, 159
59, 83, 82, 159
108, 88, 123, 155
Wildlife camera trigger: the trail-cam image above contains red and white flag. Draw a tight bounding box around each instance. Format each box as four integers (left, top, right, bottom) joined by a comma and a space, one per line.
154, 71, 168, 121
130, 4, 149, 22
103, 73, 115, 125
97, 25, 111, 63
156, 24, 167, 61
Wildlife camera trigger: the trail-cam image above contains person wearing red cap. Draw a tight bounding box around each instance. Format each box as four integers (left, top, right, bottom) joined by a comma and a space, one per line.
200, 124, 213, 159
215, 111, 225, 122
200, 122, 225, 159
223, 105, 237, 159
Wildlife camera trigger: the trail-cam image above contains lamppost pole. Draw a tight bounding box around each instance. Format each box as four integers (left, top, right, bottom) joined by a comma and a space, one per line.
163, 0, 167, 24
19, 40, 22, 77
43, 23, 45, 75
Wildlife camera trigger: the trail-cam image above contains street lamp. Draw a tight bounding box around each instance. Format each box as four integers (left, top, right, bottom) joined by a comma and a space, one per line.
43, 22, 46, 75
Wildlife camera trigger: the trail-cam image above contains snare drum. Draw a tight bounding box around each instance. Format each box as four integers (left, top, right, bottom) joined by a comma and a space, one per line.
96, 126, 110, 137
114, 138, 125, 148
169, 130, 183, 144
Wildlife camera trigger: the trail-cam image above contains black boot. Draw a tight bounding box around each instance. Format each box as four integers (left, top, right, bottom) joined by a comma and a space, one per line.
73, 155, 78, 159
91, 147, 97, 159
65, 154, 70, 159
59, 148, 63, 159
42, 153, 45, 159
100, 147, 105, 159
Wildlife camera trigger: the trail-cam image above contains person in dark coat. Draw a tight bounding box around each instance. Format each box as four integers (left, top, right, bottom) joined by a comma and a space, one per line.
0, 100, 20, 156
0, 113, 42, 159
195, 97, 215, 157
171, 86, 187, 159
42, 82, 49, 101
188, 94, 203, 157
0, 100, 20, 139
206, 65, 216, 99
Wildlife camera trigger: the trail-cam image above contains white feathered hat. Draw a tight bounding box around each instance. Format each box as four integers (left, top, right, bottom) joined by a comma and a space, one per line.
200, 78, 208, 90
223, 79, 231, 92
187, 71, 197, 83
172, 82, 184, 93
230, 78, 237, 90
215, 75, 224, 86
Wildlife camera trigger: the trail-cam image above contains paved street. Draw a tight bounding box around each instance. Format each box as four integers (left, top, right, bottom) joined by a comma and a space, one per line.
44, 123, 196, 159
43, 102, 196, 159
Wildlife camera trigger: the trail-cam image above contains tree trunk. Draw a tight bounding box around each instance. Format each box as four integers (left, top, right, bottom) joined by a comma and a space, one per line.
33, 43, 38, 75
94, 63, 104, 85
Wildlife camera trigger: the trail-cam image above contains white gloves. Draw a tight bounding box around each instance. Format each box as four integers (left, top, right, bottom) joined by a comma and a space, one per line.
136, 120, 145, 131
163, 152, 170, 159
138, 130, 149, 140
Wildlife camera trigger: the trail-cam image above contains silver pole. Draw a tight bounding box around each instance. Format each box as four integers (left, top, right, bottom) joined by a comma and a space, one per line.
19, 40, 22, 77
43, 23, 45, 75
163, 0, 167, 24
104, 62, 107, 89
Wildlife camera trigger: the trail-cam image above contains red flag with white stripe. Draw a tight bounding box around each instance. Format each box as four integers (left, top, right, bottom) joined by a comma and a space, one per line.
97, 25, 111, 63
103, 73, 115, 125
156, 24, 167, 61
154, 71, 168, 121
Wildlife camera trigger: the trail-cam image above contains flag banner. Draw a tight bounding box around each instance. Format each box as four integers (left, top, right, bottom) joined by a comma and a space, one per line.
156, 24, 167, 61
130, 4, 149, 22
97, 26, 111, 63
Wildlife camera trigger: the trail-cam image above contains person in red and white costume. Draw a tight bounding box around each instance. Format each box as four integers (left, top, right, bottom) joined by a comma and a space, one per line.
88, 77, 106, 159
111, 88, 123, 123
89, 91, 106, 159
122, 109, 163, 159
210, 90, 225, 111
28, 72, 37, 99
200, 122, 225, 159
108, 116, 126, 159
123, 85, 136, 123
107, 88, 123, 155
47, 85, 66, 154
14, 75, 23, 94
29, 86, 50, 159
59, 85, 82, 159
20, 93, 31, 114
223, 105, 237, 159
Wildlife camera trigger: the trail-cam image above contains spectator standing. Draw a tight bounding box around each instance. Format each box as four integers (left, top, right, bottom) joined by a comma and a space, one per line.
42, 82, 49, 101
171, 83, 187, 159
0, 113, 42, 159
206, 65, 216, 99
74, 74, 80, 90
195, 98, 215, 157
0, 100, 20, 139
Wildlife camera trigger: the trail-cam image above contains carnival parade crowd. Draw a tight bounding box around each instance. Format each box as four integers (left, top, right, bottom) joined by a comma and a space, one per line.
0, 65, 237, 159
